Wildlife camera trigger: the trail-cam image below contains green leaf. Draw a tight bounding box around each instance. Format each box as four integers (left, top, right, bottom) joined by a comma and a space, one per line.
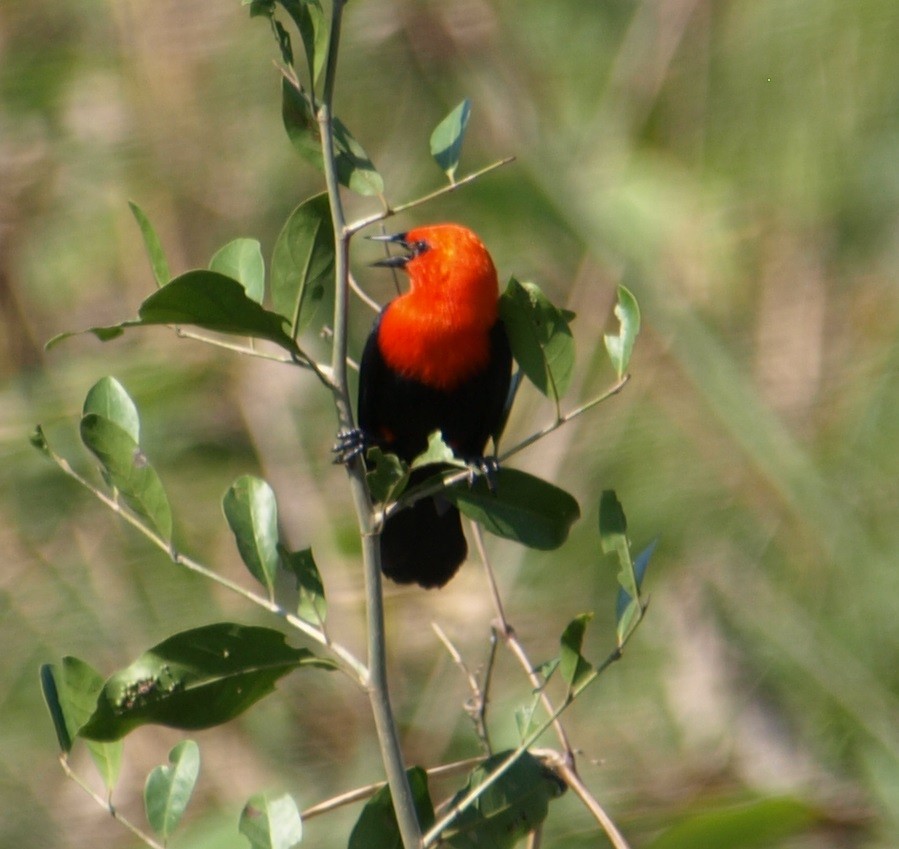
145, 740, 200, 839
410, 431, 466, 470
499, 278, 575, 406
644, 796, 819, 849
79, 623, 336, 741
138, 271, 299, 351
430, 98, 471, 183
129, 201, 170, 287
365, 446, 410, 504
223, 475, 281, 600
278, 0, 328, 86
83, 376, 140, 443
210, 239, 265, 304
279, 546, 327, 625
40, 658, 123, 789
348, 767, 434, 849
240, 792, 304, 849
599, 490, 647, 646
445, 468, 580, 550
603, 284, 641, 379
442, 751, 564, 849
615, 538, 655, 623
271, 193, 334, 336
281, 79, 384, 196
80, 414, 173, 541
559, 614, 595, 694
49, 271, 300, 353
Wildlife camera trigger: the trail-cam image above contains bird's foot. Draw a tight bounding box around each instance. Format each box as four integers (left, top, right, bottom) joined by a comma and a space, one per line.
332, 428, 369, 465
467, 456, 500, 492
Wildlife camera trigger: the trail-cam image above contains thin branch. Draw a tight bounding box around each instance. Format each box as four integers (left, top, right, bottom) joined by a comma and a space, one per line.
173, 328, 337, 388
58, 756, 166, 849
549, 755, 632, 849
432, 623, 492, 754
316, 1, 422, 846
385, 374, 631, 520
300, 757, 482, 821
349, 271, 382, 314
41, 440, 369, 684
472, 524, 574, 762
346, 156, 516, 236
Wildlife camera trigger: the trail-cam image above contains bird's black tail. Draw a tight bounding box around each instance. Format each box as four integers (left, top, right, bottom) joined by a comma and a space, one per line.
379, 468, 467, 589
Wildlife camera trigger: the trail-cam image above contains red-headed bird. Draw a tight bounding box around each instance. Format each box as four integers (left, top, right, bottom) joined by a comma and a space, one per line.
354, 224, 512, 589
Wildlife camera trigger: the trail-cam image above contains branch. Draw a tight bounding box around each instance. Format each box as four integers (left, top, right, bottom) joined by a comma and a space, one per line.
472, 524, 574, 762
432, 622, 492, 754
58, 756, 166, 849
316, 2, 422, 846
40, 439, 368, 684
346, 156, 516, 236
385, 373, 631, 520
301, 757, 482, 821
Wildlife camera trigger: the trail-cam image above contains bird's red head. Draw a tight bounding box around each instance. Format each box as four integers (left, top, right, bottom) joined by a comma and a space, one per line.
373, 223, 501, 390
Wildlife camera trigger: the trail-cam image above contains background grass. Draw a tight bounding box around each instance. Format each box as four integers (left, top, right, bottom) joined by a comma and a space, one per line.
2, 1, 898, 847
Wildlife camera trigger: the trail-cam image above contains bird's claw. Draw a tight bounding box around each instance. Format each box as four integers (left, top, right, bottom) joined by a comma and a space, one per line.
467, 456, 500, 492
333, 428, 369, 465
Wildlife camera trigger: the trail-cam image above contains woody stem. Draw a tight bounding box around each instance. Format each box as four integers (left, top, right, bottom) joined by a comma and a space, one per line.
319, 2, 422, 848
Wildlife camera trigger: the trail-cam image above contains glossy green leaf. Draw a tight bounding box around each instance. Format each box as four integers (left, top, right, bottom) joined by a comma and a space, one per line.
280, 546, 326, 625
83, 376, 140, 443
210, 238, 265, 304
644, 796, 818, 849
138, 271, 298, 351
79, 623, 336, 741
240, 792, 303, 849
348, 767, 434, 849
223, 475, 281, 600
603, 284, 641, 379
282, 79, 384, 196
442, 751, 564, 849
430, 98, 471, 183
49, 271, 300, 353
129, 201, 170, 287
80, 414, 173, 541
145, 740, 200, 839
365, 446, 410, 504
499, 278, 575, 406
559, 613, 595, 694
446, 468, 580, 550
40, 658, 123, 789
271, 193, 334, 336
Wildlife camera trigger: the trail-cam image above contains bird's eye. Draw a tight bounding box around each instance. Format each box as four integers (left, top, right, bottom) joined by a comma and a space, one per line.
410, 240, 429, 257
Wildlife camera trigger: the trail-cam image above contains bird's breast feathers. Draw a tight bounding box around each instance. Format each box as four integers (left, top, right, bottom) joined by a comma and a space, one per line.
377, 298, 492, 391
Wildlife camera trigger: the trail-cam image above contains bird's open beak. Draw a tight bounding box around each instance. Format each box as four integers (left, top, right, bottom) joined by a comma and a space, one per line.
369, 232, 412, 268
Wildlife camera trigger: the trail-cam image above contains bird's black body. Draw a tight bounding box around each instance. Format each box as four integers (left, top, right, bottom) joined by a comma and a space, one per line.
358, 313, 512, 588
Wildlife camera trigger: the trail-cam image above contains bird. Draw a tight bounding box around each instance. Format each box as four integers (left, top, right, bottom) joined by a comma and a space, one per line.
350, 223, 512, 589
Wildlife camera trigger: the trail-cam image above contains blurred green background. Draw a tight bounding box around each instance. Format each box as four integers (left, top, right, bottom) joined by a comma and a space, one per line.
2, 0, 898, 847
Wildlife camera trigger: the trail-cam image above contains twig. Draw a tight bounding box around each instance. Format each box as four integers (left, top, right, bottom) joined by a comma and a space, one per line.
40, 440, 369, 684
432, 623, 492, 754
384, 374, 631, 520
317, 2, 422, 847
472, 525, 574, 762
58, 756, 166, 849
543, 751, 632, 849
300, 757, 482, 821
349, 271, 382, 314
346, 156, 516, 236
